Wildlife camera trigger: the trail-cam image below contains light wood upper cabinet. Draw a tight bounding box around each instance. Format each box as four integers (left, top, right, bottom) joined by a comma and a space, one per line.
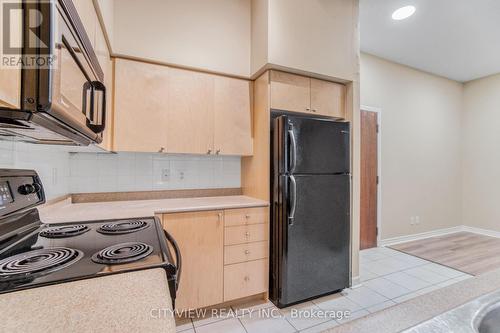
0, 68, 21, 109
162, 211, 224, 311
270, 70, 346, 119
310, 78, 346, 118
113, 59, 169, 152
270, 71, 310, 113
112, 60, 253, 155
167, 68, 214, 154
214, 76, 253, 156
0, 6, 22, 109
72, 0, 97, 47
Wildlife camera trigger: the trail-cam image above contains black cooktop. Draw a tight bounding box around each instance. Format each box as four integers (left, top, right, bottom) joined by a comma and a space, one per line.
0, 169, 179, 302
0, 217, 176, 294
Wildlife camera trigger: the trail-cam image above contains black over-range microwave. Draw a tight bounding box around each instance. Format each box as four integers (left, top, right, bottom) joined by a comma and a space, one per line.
0, 0, 106, 145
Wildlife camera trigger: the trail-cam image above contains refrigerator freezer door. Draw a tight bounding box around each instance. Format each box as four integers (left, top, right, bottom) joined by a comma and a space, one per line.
280, 174, 350, 306
276, 116, 350, 175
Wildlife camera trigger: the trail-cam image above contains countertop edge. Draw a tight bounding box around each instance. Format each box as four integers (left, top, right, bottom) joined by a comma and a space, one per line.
326, 269, 500, 333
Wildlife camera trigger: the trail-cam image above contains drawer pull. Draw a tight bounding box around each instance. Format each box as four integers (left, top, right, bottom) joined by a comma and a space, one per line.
244, 276, 250, 282
245, 214, 250, 219
244, 250, 250, 254
245, 232, 250, 238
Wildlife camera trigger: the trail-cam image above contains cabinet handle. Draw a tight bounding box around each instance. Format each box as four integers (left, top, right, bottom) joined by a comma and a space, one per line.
306, 107, 311, 111
312, 109, 317, 113
245, 250, 250, 255
245, 231, 250, 238
216, 149, 220, 155
244, 276, 250, 282
158, 147, 165, 153
207, 149, 212, 154
245, 214, 250, 219
218, 212, 223, 223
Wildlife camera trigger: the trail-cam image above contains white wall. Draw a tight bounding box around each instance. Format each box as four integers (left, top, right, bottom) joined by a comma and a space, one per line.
462, 73, 500, 232
112, 0, 251, 76
0, 141, 70, 199
69, 153, 240, 193
251, 0, 359, 80
360, 53, 463, 240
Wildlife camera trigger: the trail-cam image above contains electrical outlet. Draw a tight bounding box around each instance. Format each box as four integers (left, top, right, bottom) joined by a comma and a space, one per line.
415, 216, 420, 225
179, 171, 185, 180
410, 216, 415, 225
161, 168, 170, 182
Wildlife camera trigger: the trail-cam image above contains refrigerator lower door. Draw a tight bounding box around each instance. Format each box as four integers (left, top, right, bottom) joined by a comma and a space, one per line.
280, 174, 350, 307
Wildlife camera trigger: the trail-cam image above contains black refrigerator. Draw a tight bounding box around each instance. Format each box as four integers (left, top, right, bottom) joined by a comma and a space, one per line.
270, 114, 351, 308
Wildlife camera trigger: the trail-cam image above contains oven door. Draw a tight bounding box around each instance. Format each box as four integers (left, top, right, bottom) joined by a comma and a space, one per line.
22, 0, 106, 144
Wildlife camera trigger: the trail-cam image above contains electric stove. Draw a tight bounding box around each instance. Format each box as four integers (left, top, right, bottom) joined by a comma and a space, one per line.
0, 169, 180, 305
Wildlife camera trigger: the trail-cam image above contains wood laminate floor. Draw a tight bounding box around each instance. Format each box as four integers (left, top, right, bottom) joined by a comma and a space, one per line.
390, 232, 500, 276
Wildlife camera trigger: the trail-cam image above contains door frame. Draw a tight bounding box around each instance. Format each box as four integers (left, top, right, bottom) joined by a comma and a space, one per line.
360, 105, 382, 246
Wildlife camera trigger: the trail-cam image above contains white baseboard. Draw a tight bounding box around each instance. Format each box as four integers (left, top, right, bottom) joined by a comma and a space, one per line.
378, 226, 464, 247
351, 276, 361, 288
462, 226, 500, 238
378, 225, 500, 247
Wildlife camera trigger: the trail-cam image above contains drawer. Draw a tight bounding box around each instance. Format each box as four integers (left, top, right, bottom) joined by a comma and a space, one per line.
224, 259, 268, 301
224, 207, 269, 227
224, 224, 268, 245
224, 241, 268, 265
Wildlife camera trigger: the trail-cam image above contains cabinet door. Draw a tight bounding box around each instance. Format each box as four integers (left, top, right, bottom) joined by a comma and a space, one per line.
162, 211, 224, 311
0, 9, 21, 109
168, 68, 214, 154
270, 71, 310, 113
72, 0, 97, 47
113, 59, 169, 152
95, 24, 112, 151
310, 78, 346, 118
214, 76, 253, 156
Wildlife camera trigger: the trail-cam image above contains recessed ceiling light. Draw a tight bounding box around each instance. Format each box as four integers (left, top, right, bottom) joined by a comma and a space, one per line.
392, 5, 416, 20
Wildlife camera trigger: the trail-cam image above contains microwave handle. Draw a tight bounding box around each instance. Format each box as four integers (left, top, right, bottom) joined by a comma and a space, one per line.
86, 81, 106, 134
82, 81, 93, 122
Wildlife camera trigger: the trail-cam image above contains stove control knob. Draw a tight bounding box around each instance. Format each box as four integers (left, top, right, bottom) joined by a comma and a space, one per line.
18, 184, 37, 195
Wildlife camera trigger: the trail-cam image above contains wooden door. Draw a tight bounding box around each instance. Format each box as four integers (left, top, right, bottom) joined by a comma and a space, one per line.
162, 211, 224, 311
360, 110, 378, 250
113, 59, 169, 152
167, 68, 214, 154
270, 71, 311, 113
310, 78, 346, 118
213, 76, 253, 155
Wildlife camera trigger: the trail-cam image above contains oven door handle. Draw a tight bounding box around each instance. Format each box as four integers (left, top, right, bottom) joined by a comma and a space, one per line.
163, 230, 182, 291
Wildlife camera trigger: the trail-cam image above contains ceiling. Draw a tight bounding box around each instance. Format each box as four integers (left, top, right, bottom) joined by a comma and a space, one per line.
360, 0, 500, 82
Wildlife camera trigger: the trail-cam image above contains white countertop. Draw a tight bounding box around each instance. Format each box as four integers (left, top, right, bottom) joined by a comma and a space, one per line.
39, 195, 269, 224
0, 268, 176, 333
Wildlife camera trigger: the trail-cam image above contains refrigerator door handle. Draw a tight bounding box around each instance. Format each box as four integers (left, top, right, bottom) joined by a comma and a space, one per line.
288, 175, 297, 225
288, 126, 297, 173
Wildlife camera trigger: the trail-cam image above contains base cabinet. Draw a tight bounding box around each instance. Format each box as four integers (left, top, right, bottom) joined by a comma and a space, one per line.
224, 259, 268, 302
161, 206, 268, 310
162, 210, 224, 311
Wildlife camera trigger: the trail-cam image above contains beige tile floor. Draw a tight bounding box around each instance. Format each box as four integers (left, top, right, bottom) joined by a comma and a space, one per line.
175, 247, 473, 333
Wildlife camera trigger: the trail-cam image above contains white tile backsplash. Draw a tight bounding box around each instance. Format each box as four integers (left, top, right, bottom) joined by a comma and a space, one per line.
69, 152, 241, 193
0, 140, 241, 199
0, 140, 70, 199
